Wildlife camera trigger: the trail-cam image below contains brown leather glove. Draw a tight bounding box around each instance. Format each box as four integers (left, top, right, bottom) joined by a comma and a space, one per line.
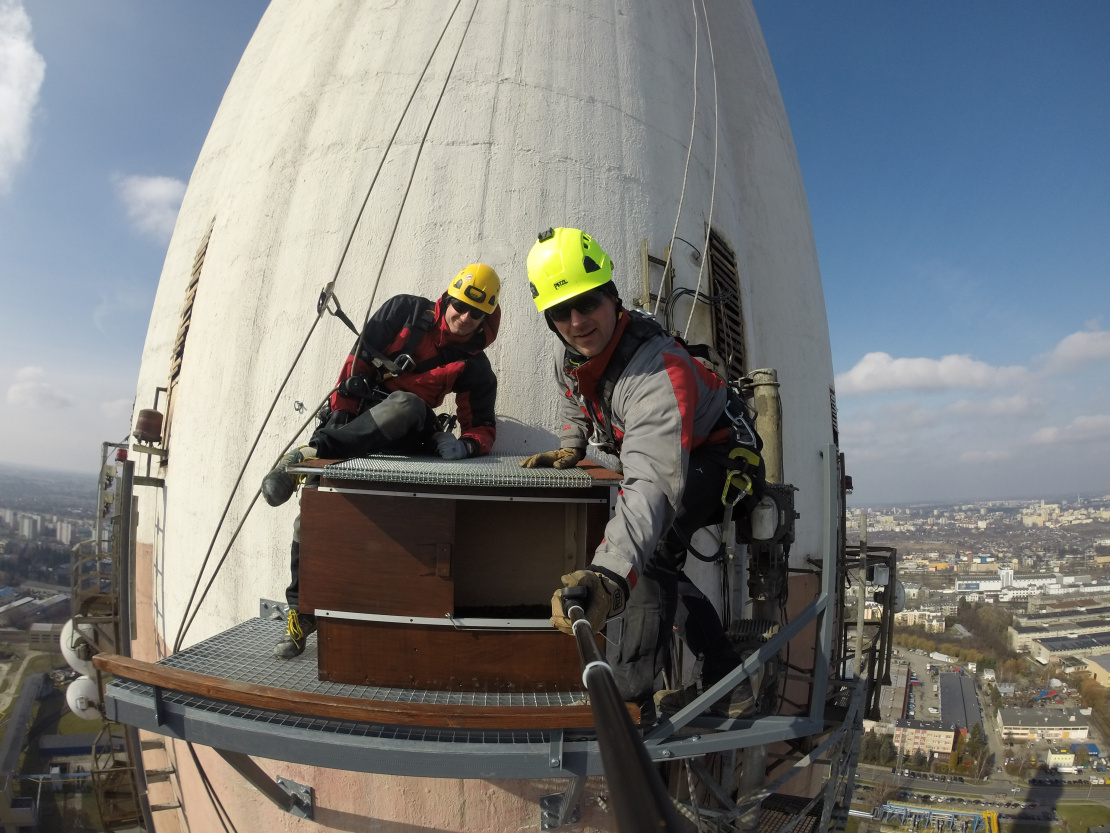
550, 570, 628, 634
520, 448, 585, 469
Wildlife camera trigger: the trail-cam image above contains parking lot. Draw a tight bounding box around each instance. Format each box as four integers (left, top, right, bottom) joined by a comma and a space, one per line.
857, 784, 1061, 824
889, 649, 949, 722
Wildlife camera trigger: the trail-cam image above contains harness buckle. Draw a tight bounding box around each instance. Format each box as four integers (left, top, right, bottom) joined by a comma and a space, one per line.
721, 447, 759, 506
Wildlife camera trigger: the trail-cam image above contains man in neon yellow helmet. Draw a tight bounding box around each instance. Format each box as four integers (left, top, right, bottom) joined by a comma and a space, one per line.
523, 227, 766, 718
262, 263, 501, 658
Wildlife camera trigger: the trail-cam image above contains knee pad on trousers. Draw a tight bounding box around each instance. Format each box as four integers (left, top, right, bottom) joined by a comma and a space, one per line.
371, 391, 429, 441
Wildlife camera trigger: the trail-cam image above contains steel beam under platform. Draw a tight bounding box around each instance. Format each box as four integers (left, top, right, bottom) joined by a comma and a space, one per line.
101, 616, 826, 781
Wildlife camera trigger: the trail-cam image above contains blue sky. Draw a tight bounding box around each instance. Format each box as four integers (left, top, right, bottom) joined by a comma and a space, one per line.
0, 1, 1107, 505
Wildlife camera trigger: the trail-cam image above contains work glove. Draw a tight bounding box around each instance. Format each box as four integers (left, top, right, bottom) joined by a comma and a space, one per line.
520, 448, 585, 469
433, 431, 469, 460
550, 570, 629, 635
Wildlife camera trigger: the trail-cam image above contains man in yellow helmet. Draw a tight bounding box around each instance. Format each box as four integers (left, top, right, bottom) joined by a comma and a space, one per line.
523, 228, 765, 718
262, 264, 501, 658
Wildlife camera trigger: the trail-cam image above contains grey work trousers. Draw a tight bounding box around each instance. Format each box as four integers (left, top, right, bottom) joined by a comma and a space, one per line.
611, 444, 742, 703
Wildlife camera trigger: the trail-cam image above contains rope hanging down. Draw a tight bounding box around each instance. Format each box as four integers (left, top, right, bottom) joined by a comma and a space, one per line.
682, 0, 720, 341
653, 0, 702, 321
170, 0, 474, 654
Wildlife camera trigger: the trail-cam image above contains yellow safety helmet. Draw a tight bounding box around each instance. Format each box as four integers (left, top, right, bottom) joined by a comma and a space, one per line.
447, 263, 500, 314
527, 227, 613, 312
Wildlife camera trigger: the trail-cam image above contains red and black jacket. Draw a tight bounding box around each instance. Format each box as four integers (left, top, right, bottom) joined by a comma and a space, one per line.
329, 294, 499, 454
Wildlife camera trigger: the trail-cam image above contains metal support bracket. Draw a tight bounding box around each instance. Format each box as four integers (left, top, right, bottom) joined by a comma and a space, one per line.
548, 728, 564, 770
540, 775, 586, 830
276, 776, 315, 820
215, 749, 314, 820
260, 598, 287, 620
131, 443, 167, 458
151, 685, 164, 727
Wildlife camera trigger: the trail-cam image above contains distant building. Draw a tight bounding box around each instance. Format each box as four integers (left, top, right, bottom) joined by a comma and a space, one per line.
38, 734, 121, 759
996, 682, 1016, 697
893, 719, 956, 759
903, 583, 928, 602
28, 623, 63, 654
1031, 630, 1110, 663
939, 672, 981, 732
1085, 654, 1110, 686
1061, 656, 1088, 675
997, 708, 1089, 742
1047, 748, 1075, 768
55, 521, 73, 546
27, 594, 69, 622
17, 515, 37, 539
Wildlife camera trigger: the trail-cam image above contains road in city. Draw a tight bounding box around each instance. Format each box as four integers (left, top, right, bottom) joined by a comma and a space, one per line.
856, 762, 1110, 807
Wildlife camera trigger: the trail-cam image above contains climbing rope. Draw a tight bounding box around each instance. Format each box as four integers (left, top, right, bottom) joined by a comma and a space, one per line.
173, 388, 335, 652
653, 0, 701, 321
356, 0, 481, 328
169, 0, 474, 653
682, 0, 720, 341
186, 742, 240, 833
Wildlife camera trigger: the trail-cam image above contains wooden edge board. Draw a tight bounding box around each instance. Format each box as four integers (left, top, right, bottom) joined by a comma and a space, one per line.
94, 653, 640, 729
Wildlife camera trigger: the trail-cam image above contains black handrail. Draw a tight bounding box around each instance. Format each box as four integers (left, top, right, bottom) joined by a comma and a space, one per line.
564, 592, 682, 832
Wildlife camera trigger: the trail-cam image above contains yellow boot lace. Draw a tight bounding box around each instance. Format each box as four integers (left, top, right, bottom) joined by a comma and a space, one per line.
286, 609, 306, 642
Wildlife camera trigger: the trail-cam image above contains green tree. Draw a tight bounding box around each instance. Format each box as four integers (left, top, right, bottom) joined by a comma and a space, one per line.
949, 734, 967, 772
910, 750, 927, 770
987, 684, 1002, 715
860, 730, 881, 763
879, 736, 897, 767
967, 723, 986, 758
1076, 746, 1090, 766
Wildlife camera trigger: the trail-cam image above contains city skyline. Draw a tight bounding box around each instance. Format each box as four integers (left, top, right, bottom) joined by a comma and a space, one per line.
0, 2, 1106, 504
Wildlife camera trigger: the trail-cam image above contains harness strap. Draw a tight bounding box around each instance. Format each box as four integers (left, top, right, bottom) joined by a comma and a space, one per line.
592, 311, 665, 449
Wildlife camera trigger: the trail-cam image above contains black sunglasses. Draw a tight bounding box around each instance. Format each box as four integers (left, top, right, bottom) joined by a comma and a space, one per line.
546, 288, 608, 323
449, 297, 487, 320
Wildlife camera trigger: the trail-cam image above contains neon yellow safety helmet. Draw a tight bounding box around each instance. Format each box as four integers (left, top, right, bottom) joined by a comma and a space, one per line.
447, 263, 500, 314
527, 227, 613, 312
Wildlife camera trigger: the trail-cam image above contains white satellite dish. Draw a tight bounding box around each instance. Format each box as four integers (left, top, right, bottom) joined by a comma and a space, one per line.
65, 675, 102, 720
875, 580, 907, 614
891, 580, 906, 613
60, 619, 97, 677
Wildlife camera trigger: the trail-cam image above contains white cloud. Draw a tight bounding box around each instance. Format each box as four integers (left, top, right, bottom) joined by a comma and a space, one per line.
113, 173, 186, 241
0, 0, 45, 192
1030, 414, 1110, 446
1042, 328, 1110, 371
6, 366, 75, 409
946, 394, 1036, 418
836, 351, 1027, 395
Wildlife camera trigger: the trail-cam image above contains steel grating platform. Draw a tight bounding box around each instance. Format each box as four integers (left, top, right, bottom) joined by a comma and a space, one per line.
142, 617, 586, 708
292, 453, 599, 488
102, 616, 836, 783
102, 617, 609, 779
757, 795, 823, 833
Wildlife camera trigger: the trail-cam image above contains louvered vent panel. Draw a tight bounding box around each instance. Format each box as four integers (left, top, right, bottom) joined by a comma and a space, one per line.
707, 228, 746, 382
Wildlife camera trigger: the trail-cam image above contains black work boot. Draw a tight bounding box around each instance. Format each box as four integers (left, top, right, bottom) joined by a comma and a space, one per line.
261, 446, 316, 507
655, 678, 758, 719
273, 609, 316, 659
